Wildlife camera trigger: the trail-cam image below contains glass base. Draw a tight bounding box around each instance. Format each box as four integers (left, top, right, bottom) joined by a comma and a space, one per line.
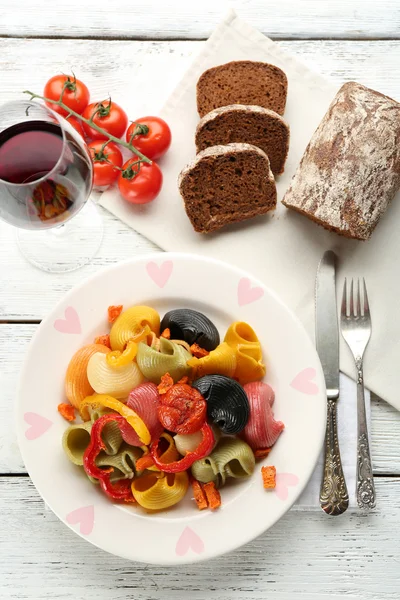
16, 201, 103, 273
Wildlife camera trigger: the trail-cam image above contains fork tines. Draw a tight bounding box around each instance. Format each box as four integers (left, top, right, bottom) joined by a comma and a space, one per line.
341, 278, 370, 319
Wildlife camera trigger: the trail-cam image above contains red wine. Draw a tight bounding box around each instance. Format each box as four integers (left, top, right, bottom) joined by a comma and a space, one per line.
0, 121, 63, 184
0, 119, 92, 230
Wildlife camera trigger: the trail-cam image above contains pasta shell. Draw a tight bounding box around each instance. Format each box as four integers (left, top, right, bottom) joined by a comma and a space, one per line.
187, 342, 236, 379
110, 306, 160, 351
160, 309, 220, 351
87, 352, 144, 398
224, 322, 266, 385
192, 375, 250, 434
136, 338, 191, 384
120, 382, 163, 446
95, 444, 143, 479
242, 382, 284, 449
131, 471, 189, 510
62, 421, 92, 466
65, 344, 110, 409
191, 437, 255, 487
174, 425, 221, 455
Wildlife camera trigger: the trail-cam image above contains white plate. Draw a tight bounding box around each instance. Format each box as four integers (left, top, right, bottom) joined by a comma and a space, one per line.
17, 253, 326, 565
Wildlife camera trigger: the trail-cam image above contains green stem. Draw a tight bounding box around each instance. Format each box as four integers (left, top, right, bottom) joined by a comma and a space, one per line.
23, 90, 152, 164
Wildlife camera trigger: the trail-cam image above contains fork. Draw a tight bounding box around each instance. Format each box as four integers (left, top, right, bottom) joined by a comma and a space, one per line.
340, 278, 376, 510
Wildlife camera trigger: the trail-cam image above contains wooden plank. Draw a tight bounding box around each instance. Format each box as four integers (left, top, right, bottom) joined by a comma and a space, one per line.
2, 324, 399, 475
1, 0, 399, 40
0, 39, 400, 320
0, 475, 399, 599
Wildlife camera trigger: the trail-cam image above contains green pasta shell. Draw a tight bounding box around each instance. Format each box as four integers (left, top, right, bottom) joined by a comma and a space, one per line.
62, 421, 92, 466
191, 436, 255, 487
136, 338, 192, 383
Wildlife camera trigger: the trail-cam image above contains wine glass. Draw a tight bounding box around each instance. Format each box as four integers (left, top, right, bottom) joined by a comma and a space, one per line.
0, 100, 103, 273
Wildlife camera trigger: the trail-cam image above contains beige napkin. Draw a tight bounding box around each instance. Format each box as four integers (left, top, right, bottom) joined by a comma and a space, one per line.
100, 10, 400, 413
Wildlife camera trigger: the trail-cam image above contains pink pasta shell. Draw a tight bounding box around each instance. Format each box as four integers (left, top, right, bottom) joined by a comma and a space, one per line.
242, 382, 284, 449
121, 383, 163, 446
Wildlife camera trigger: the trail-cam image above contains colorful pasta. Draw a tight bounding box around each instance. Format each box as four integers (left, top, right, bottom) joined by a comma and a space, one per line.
87, 351, 144, 398
242, 382, 285, 449
110, 305, 160, 351
65, 344, 110, 409
136, 338, 191, 383
224, 321, 266, 384
60, 303, 283, 513
187, 342, 236, 379
191, 437, 255, 487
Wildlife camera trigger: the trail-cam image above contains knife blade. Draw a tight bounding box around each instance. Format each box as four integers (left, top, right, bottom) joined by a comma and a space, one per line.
316, 250, 349, 515
315, 250, 340, 399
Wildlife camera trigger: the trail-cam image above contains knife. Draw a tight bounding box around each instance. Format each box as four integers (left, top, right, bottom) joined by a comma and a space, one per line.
316, 250, 349, 515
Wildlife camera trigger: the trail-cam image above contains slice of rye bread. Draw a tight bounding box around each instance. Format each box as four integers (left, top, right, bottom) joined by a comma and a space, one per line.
195, 105, 290, 175
196, 61, 288, 118
178, 143, 277, 233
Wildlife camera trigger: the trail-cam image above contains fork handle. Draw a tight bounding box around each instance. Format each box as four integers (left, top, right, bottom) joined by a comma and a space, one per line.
320, 398, 349, 515
356, 361, 376, 509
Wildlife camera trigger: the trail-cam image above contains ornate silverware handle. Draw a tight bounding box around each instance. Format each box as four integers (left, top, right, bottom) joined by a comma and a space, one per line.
356, 361, 376, 509
320, 398, 349, 515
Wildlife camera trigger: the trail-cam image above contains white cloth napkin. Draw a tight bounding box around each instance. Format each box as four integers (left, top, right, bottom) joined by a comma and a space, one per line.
100, 10, 400, 413
98, 11, 387, 507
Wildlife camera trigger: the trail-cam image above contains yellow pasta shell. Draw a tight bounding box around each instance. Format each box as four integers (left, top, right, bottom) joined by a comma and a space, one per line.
65, 344, 110, 409
187, 342, 236, 379
224, 321, 266, 385
110, 306, 160, 351
131, 471, 189, 510
87, 352, 144, 398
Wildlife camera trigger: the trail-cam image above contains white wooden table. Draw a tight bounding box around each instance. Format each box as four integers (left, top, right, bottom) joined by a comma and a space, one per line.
1, 2, 400, 598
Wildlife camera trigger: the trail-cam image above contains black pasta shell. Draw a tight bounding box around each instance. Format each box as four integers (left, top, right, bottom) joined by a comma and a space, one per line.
160, 309, 220, 351
192, 374, 250, 434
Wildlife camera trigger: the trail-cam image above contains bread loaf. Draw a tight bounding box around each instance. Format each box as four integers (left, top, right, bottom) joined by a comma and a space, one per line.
282, 82, 400, 240
196, 61, 288, 118
195, 105, 290, 175
179, 143, 277, 233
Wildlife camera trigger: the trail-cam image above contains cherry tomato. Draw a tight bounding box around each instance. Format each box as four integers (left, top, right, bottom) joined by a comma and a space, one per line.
118, 158, 162, 205
126, 116, 172, 160
65, 116, 85, 138
82, 100, 128, 140
158, 384, 207, 434
44, 75, 90, 117
88, 140, 123, 187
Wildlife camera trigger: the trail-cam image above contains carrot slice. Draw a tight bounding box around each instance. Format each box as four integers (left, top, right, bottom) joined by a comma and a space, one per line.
160, 328, 171, 339
254, 448, 272, 459
108, 305, 123, 323
203, 481, 221, 510
94, 334, 111, 348
192, 480, 208, 510
190, 343, 210, 358
261, 465, 276, 489
58, 403, 76, 422
177, 376, 189, 385
136, 454, 155, 471
157, 372, 174, 395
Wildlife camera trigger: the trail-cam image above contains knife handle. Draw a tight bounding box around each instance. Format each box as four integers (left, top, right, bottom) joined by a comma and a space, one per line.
319, 398, 349, 515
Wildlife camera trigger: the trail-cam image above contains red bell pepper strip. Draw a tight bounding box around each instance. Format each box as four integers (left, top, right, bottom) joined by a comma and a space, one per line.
150, 422, 214, 473
83, 413, 134, 502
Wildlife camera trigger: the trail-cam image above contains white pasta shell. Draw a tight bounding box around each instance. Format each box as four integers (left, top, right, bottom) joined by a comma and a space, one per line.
87, 352, 144, 399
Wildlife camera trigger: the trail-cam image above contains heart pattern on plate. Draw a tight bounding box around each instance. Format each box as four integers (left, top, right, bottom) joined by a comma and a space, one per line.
275, 473, 299, 501
175, 526, 204, 556
24, 412, 53, 440
54, 306, 81, 334
146, 260, 173, 288
238, 277, 264, 306
290, 367, 319, 395
66, 505, 94, 535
